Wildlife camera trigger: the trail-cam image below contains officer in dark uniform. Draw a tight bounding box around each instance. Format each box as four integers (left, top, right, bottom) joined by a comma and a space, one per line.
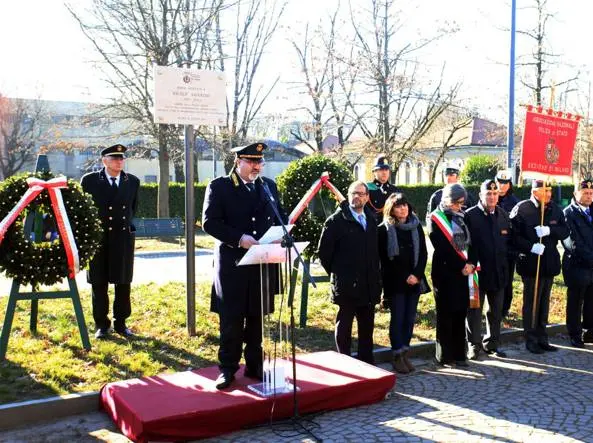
510, 179, 569, 354
465, 179, 511, 359
367, 155, 399, 223
495, 170, 520, 318
81, 144, 140, 339
202, 142, 287, 390
562, 179, 593, 347
426, 166, 476, 218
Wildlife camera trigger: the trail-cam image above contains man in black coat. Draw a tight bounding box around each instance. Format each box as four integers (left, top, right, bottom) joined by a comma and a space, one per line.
318, 181, 381, 364
562, 179, 593, 348
495, 169, 520, 318
465, 179, 511, 359
202, 142, 287, 390
510, 179, 569, 354
81, 144, 140, 339
366, 155, 399, 223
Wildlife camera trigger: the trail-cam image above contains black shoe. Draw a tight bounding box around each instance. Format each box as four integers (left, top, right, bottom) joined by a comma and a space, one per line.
583, 331, 593, 343
244, 366, 263, 381
455, 360, 469, 367
484, 348, 507, 358
114, 326, 135, 337
526, 342, 544, 354
94, 328, 110, 339
215, 372, 235, 390
570, 337, 585, 348
539, 343, 558, 352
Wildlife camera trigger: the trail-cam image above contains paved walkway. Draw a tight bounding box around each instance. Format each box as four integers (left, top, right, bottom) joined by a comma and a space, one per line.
2, 338, 592, 442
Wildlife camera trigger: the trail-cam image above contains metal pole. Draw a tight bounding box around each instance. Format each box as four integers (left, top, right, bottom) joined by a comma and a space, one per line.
508, 0, 517, 170
185, 123, 196, 336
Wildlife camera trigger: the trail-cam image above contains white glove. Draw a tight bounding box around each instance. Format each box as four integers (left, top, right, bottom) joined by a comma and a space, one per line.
535, 225, 551, 238
530, 243, 546, 255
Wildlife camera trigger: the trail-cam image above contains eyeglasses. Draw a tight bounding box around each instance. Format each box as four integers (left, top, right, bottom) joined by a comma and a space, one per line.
349, 191, 368, 197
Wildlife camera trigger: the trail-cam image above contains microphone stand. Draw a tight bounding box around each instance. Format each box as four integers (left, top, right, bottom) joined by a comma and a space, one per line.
258, 177, 321, 442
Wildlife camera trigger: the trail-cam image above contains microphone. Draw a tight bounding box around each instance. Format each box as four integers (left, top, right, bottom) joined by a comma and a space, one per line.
259, 176, 275, 202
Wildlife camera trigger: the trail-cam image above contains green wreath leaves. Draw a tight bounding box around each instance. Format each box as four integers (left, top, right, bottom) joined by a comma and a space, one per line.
0, 171, 102, 287
276, 155, 353, 259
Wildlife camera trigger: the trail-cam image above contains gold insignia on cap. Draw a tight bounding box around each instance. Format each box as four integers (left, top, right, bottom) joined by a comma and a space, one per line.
500, 174, 507, 179
117, 146, 123, 152
256, 144, 263, 152
588, 181, 592, 189
489, 182, 497, 190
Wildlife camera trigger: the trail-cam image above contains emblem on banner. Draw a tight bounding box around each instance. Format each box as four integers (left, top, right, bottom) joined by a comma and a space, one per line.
545, 138, 560, 164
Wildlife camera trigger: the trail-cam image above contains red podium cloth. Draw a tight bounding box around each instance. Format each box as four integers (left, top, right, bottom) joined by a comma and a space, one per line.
100, 351, 396, 442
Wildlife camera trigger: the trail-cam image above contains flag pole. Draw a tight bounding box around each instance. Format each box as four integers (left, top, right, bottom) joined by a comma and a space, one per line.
531, 183, 547, 329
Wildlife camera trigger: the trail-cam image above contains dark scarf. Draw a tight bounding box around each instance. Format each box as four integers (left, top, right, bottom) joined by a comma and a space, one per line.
381, 213, 420, 266
439, 202, 471, 251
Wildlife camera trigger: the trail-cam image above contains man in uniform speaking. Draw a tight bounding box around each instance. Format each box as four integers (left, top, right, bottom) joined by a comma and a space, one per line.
202, 142, 287, 390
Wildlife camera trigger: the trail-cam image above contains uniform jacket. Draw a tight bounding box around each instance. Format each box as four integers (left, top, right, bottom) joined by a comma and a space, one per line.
465, 202, 511, 291
429, 211, 477, 312
498, 192, 519, 214
510, 197, 569, 278
367, 179, 399, 223
562, 200, 593, 287
202, 171, 287, 317
377, 218, 429, 297
318, 201, 381, 307
81, 168, 139, 284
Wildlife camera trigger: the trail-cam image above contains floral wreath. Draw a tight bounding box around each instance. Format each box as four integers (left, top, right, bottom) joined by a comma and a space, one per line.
276, 155, 353, 260
0, 171, 102, 287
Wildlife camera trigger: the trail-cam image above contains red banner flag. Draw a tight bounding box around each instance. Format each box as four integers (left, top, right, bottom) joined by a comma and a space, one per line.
520, 110, 579, 178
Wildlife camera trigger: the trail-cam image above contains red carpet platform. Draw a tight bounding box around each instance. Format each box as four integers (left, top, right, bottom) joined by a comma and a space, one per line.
100, 350, 396, 442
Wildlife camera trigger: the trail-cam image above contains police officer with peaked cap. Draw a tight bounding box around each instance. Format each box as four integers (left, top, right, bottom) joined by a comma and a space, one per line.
510, 179, 569, 354
495, 169, 520, 317
366, 155, 399, 223
81, 144, 140, 339
562, 178, 593, 347
426, 165, 476, 217
202, 142, 287, 390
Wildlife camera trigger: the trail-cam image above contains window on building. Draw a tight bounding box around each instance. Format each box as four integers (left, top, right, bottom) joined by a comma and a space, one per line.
416, 162, 423, 184
405, 162, 411, 184
144, 175, 157, 183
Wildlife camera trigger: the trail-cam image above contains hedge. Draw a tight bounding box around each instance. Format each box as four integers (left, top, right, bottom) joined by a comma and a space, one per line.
135, 182, 575, 224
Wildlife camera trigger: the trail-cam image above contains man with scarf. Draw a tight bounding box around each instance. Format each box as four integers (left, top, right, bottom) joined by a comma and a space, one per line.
465, 179, 511, 360
562, 179, 593, 348
429, 183, 477, 367
366, 155, 399, 223
318, 181, 381, 364
496, 169, 520, 318
510, 179, 569, 354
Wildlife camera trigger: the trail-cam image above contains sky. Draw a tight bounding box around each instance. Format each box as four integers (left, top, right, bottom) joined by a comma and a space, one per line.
1, 0, 592, 124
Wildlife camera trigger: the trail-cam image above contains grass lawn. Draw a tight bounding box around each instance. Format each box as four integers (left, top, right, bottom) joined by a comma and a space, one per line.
134, 232, 215, 252
0, 262, 568, 405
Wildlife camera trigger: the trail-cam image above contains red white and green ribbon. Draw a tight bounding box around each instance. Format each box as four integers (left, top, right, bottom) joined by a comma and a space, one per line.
431, 209, 480, 306
0, 177, 79, 278
288, 171, 346, 224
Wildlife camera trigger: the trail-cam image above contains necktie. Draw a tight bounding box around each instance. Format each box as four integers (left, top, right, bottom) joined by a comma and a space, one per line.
358, 214, 366, 231
246, 182, 255, 192
110, 177, 117, 189
586, 208, 592, 223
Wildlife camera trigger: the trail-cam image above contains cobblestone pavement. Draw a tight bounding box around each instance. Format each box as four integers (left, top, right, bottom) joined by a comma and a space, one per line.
2, 337, 593, 443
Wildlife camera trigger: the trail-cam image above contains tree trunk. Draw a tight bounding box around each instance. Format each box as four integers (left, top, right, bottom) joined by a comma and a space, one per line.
157, 124, 170, 218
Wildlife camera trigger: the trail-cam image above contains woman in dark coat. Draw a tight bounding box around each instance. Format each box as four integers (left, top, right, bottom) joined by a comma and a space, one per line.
429, 184, 477, 367
378, 193, 429, 374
